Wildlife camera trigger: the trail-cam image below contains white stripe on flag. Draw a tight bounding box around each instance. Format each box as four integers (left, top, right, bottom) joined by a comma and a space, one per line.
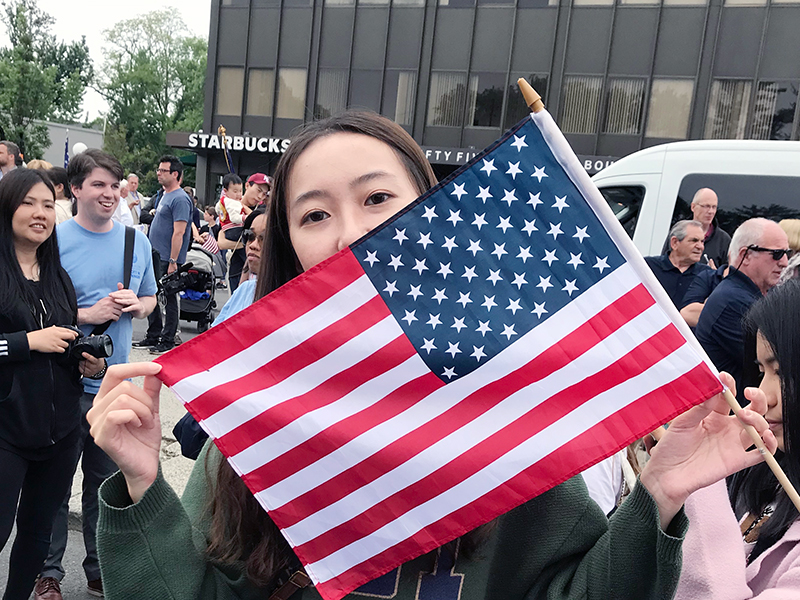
248, 263, 642, 500
171, 274, 378, 403
202, 315, 405, 440
306, 341, 702, 584
276, 300, 670, 545
232, 354, 430, 476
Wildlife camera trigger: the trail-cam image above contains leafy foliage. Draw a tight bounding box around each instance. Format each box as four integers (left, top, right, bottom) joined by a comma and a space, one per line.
0, 0, 93, 158
97, 9, 207, 190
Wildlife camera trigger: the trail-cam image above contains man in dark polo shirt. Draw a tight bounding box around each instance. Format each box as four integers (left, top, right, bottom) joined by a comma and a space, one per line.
695, 218, 790, 391
645, 220, 710, 308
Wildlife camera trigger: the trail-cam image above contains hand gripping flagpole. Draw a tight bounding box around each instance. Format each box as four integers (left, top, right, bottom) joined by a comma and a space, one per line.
517, 75, 800, 513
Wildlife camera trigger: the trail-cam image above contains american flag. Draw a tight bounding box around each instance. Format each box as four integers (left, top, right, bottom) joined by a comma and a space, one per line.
156, 110, 722, 600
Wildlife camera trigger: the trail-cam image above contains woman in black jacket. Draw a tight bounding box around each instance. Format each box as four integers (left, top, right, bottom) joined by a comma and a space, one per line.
0, 169, 102, 600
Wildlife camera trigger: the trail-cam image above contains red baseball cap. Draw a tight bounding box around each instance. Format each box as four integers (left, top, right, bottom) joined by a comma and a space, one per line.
247, 173, 272, 186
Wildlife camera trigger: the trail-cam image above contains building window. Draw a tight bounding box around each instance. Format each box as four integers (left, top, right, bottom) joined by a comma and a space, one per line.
427, 72, 467, 127
645, 78, 694, 139
572, 0, 613, 6
663, 0, 706, 5
477, 0, 513, 5
704, 79, 751, 139
751, 81, 798, 141
467, 73, 505, 128
438, 0, 475, 6
315, 69, 348, 119
361, 0, 390, 5
276, 68, 308, 120
216, 67, 245, 117
620, 0, 659, 4
325, 0, 354, 5
246, 69, 275, 117
560, 75, 603, 134
724, 0, 765, 5
603, 78, 646, 135
504, 74, 549, 130
383, 70, 417, 126
518, 0, 559, 5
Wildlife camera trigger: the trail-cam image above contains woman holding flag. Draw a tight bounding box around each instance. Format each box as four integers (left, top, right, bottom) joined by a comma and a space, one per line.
675, 280, 800, 599
88, 112, 779, 600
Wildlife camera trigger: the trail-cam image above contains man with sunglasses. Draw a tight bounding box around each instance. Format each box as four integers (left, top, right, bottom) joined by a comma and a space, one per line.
696, 218, 790, 392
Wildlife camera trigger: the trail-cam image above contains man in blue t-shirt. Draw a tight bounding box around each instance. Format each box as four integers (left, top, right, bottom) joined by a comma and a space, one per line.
38, 149, 157, 599
142, 155, 194, 354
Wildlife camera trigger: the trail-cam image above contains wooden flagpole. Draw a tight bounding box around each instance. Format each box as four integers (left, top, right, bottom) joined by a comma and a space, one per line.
516, 76, 800, 513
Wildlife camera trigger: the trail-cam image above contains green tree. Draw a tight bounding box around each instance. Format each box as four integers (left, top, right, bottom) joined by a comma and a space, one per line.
0, 0, 93, 158
97, 9, 207, 191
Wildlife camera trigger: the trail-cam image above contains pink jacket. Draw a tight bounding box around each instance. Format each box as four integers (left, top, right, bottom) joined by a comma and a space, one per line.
674, 479, 800, 599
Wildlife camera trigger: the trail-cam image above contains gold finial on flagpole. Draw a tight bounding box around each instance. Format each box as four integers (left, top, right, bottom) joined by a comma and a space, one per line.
217, 124, 227, 137
518, 78, 544, 113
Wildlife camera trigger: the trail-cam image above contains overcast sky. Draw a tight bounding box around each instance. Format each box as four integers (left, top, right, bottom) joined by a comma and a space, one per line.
0, 1, 213, 120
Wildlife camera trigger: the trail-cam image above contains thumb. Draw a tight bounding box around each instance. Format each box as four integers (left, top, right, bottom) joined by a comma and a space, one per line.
117, 282, 125, 291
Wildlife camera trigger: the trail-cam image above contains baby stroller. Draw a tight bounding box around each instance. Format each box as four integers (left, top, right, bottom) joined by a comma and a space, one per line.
160, 244, 218, 332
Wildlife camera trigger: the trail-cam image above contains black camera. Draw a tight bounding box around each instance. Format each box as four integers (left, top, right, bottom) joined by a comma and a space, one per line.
63, 325, 114, 360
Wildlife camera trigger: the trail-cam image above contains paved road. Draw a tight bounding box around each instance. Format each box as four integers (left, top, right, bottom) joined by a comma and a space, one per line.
0, 286, 231, 599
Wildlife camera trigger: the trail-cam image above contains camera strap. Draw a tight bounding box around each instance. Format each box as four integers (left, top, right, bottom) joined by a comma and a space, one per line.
92, 226, 136, 336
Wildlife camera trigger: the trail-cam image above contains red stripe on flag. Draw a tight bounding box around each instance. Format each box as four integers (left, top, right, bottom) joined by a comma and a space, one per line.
241, 373, 445, 498
310, 362, 720, 600
185, 295, 390, 420
156, 249, 366, 386
263, 284, 655, 524
217, 335, 419, 457
289, 324, 686, 563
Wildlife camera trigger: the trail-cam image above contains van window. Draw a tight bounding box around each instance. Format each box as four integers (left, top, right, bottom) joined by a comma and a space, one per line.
673, 174, 800, 235
598, 185, 644, 238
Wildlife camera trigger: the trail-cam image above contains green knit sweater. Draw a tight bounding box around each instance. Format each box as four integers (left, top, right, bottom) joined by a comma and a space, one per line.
97, 444, 688, 600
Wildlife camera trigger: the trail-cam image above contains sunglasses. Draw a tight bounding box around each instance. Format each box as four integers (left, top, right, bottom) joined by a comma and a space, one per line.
241, 229, 264, 244
746, 245, 793, 261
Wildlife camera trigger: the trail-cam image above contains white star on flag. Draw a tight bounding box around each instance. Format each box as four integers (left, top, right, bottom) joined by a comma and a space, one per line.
393, 228, 408, 244
506, 161, 522, 179
388, 255, 403, 271
472, 213, 488, 230
412, 259, 428, 275
480, 158, 497, 176
552, 196, 569, 212
528, 192, 542, 208
426, 313, 442, 329
417, 233, 433, 249
422, 206, 437, 222
574, 226, 590, 242
542, 249, 558, 266
476, 186, 492, 203
363, 250, 379, 266
531, 165, 548, 182
511, 134, 527, 151
442, 236, 458, 252
383, 281, 398, 296
451, 183, 467, 200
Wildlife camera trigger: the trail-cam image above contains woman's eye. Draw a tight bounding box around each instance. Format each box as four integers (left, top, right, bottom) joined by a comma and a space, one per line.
366, 192, 390, 206
303, 210, 328, 224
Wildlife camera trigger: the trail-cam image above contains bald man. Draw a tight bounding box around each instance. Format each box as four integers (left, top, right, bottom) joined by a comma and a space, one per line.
695, 218, 790, 391
661, 188, 731, 268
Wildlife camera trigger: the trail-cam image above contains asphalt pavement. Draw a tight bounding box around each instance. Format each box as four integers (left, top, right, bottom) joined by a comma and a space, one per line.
0, 285, 230, 598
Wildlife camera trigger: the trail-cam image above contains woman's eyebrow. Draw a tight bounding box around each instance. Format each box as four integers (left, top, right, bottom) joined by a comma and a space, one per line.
351, 171, 394, 188
293, 188, 329, 205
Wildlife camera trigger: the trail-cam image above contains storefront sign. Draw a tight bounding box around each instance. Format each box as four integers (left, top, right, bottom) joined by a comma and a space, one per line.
422, 145, 617, 175
166, 131, 290, 154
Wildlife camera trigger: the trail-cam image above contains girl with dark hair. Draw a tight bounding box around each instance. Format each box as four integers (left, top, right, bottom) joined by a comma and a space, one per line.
675, 279, 800, 599
46, 166, 75, 223
90, 112, 777, 600
0, 169, 103, 599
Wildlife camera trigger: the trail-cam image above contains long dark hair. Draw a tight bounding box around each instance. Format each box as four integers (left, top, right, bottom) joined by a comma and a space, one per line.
729, 279, 800, 562
0, 169, 75, 319
207, 112, 481, 589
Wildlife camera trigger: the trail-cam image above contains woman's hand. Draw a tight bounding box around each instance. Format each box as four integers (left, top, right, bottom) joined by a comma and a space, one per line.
79, 353, 105, 377
640, 372, 777, 529
87, 362, 164, 503
27, 326, 78, 354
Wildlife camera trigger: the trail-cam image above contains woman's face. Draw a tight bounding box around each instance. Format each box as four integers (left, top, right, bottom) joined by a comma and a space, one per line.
246, 214, 267, 275
12, 182, 56, 250
286, 132, 421, 272
757, 331, 785, 452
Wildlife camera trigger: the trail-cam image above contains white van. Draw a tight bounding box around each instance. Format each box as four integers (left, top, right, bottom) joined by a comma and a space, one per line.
591, 140, 800, 257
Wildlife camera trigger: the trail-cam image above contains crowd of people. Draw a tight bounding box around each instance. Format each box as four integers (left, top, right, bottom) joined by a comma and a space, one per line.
0, 112, 798, 600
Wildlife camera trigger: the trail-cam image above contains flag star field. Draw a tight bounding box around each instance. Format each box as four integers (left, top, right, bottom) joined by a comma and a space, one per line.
353, 118, 624, 382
